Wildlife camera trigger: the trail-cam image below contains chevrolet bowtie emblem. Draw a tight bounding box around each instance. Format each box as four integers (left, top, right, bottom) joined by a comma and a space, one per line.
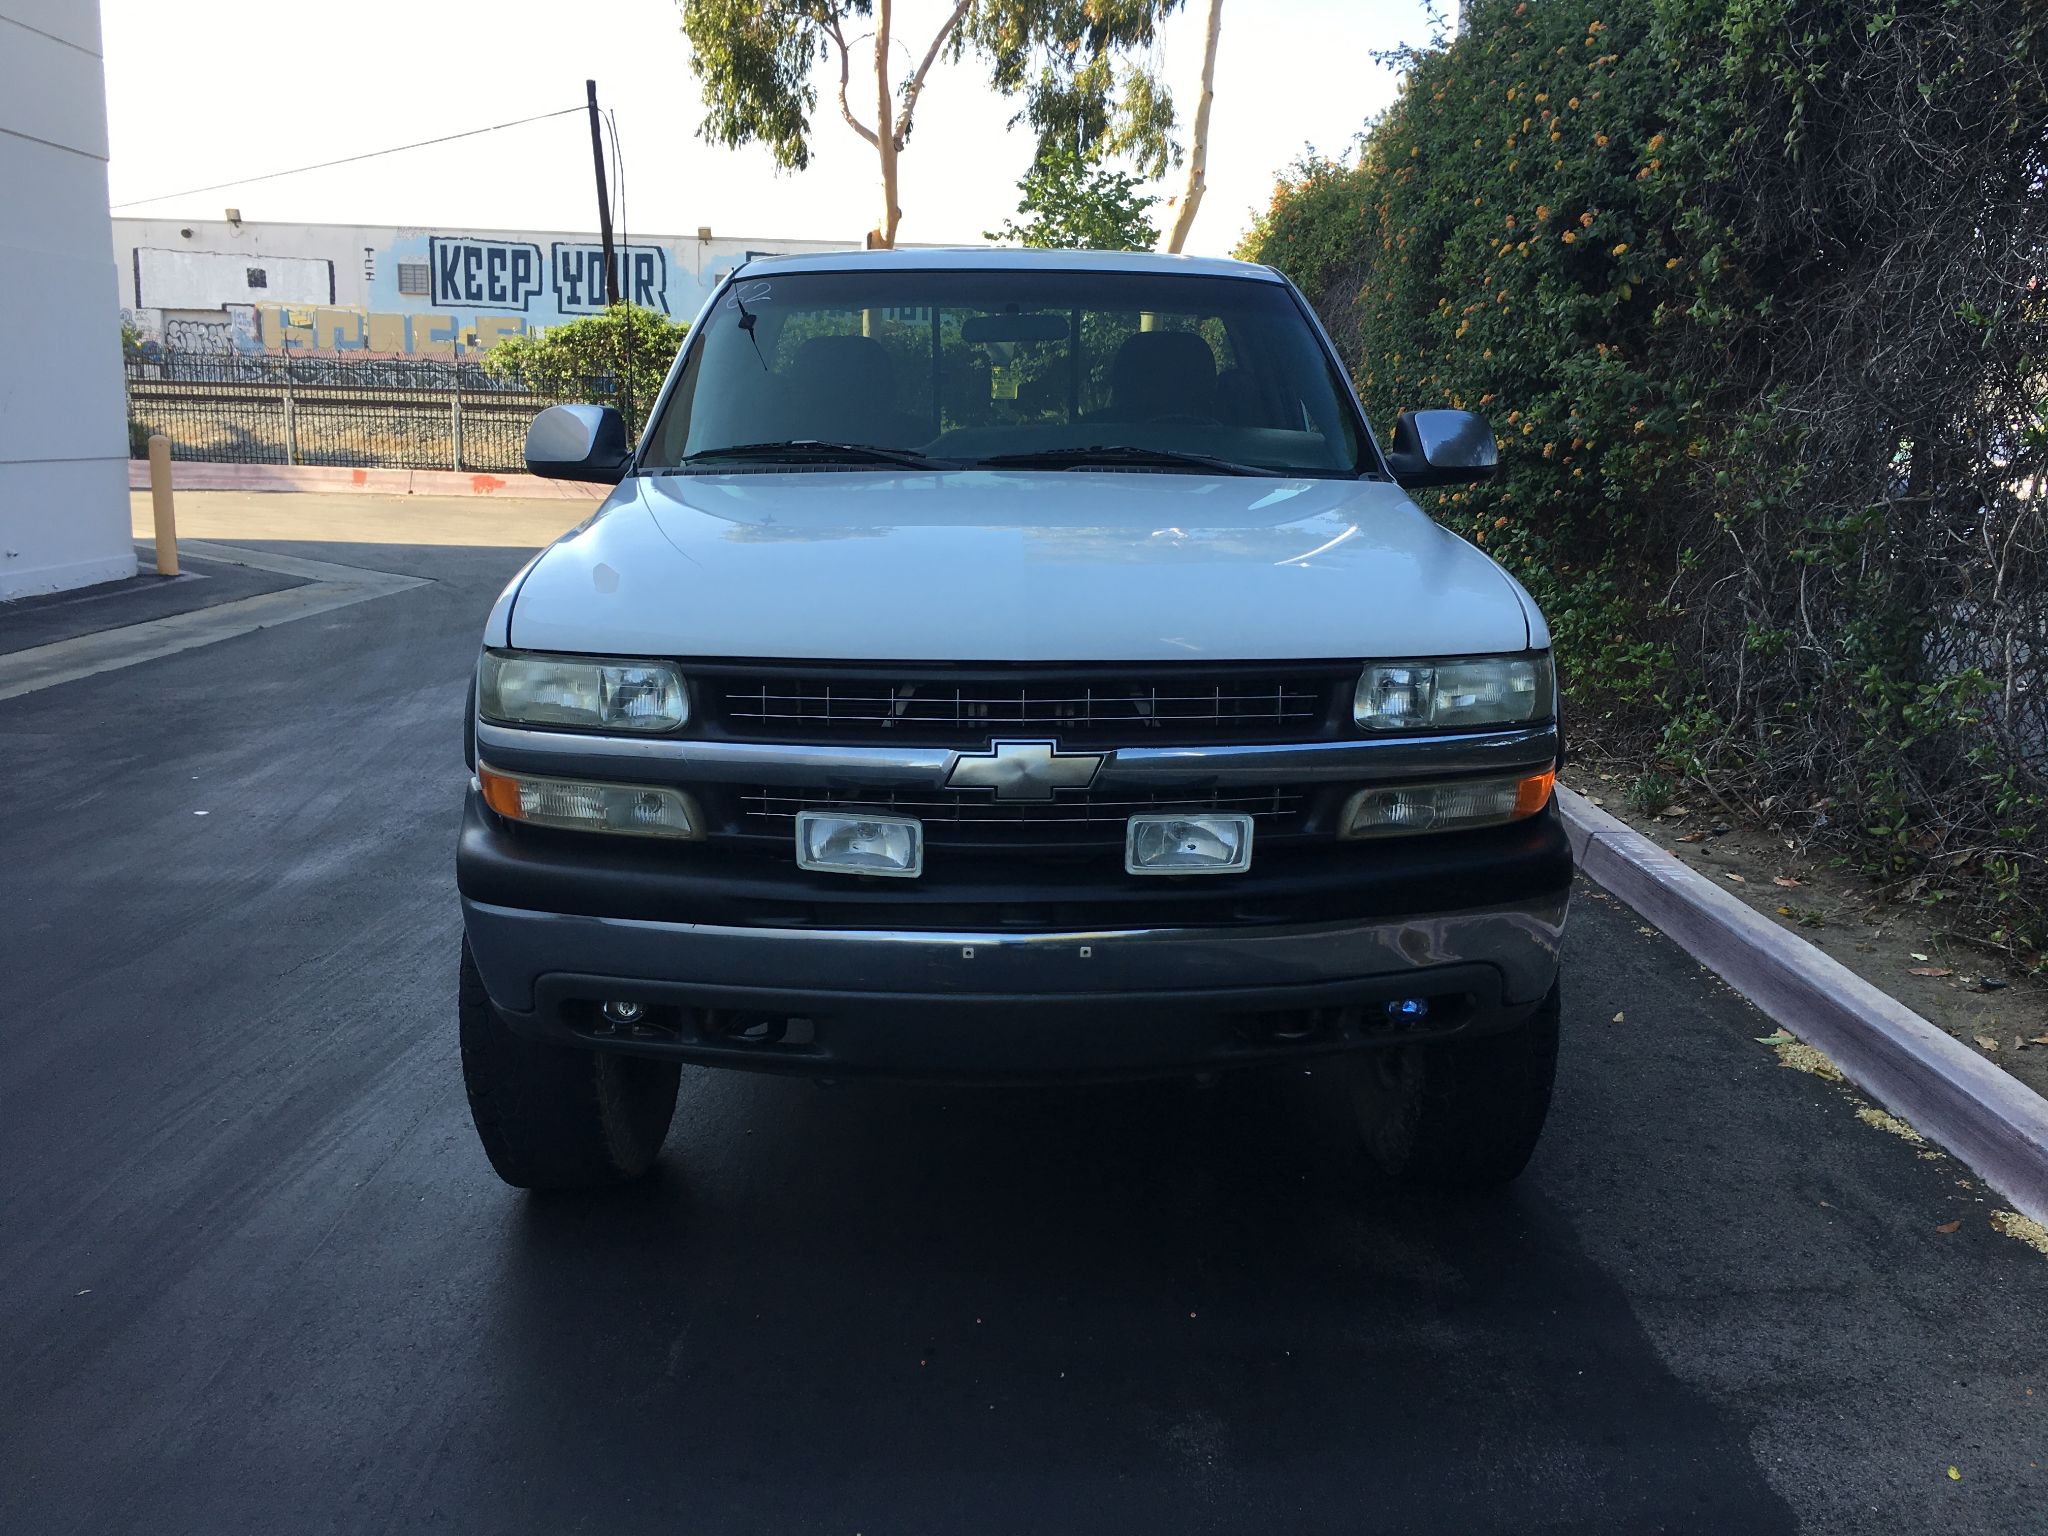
945, 739, 1104, 801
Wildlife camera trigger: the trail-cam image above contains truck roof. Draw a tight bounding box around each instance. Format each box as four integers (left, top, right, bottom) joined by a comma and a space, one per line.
735, 246, 1284, 281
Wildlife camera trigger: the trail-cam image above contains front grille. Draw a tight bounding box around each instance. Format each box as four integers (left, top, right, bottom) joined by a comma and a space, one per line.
732, 784, 1312, 848
697, 662, 1352, 747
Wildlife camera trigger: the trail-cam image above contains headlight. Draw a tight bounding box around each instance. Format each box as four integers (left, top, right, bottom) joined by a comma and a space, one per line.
1354, 654, 1552, 731
1340, 769, 1555, 838
478, 650, 689, 733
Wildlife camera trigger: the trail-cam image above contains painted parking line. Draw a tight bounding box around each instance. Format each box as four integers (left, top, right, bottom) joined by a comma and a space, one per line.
0, 541, 427, 703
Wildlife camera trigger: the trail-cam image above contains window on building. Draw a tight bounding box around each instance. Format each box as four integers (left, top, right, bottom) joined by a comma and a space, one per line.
246, 268, 268, 289
397, 262, 431, 297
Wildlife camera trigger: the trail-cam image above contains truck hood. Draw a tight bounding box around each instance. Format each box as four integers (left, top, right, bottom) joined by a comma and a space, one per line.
504, 470, 1538, 661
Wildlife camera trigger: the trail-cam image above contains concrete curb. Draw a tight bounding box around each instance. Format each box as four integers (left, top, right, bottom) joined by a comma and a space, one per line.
1558, 785, 2048, 1224
126, 460, 607, 501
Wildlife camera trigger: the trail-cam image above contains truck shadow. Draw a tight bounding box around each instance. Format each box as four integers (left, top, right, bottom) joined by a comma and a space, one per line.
470, 1064, 1796, 1535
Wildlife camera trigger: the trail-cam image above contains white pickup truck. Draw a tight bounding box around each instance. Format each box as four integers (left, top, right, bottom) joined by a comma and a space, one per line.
458, 248, 1570, 1193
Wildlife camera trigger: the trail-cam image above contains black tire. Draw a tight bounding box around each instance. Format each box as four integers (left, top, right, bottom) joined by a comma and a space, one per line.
1348, 982, 1560, 1192
458, 940, 680, 1190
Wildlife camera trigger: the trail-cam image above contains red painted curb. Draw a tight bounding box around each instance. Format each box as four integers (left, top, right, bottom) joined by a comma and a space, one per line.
1559, 785, 2048, 1225
126, 460, 607, 500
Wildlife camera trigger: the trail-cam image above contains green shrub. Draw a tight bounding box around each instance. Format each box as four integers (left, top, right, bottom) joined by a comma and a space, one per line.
484, 304, 689, 440
1242, 0, 2048, 953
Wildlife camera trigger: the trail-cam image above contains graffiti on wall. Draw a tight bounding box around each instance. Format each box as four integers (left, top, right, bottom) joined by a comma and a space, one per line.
552, 243, 667, 313
429, 237, 544, 310
254, 304, 530, 358
162, 316, 234, 354
425, 236, 670, 315
122, 224, 758, 358
126, 304, 530, 359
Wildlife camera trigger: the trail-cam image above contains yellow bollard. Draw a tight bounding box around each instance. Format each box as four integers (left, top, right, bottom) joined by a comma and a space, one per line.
147, 434, 179, 576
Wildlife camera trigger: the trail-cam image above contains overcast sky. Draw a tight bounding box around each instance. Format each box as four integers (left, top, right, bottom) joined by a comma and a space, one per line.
100, 0, 1439, 256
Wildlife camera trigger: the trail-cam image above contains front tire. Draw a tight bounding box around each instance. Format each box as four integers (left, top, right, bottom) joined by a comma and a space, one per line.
1349, 982, 1560, 1191
458, 940, 680, 1190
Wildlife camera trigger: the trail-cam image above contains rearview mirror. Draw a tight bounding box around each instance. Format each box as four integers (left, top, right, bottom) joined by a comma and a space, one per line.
1384, 408, 1498, 488
525, 403, 629, 483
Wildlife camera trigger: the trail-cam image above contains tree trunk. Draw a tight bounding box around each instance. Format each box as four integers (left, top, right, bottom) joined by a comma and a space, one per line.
1164, 0, 1222, 254
873, 0, 902, 248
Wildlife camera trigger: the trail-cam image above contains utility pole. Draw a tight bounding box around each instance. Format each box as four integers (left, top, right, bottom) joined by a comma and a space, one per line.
587, 79, 619, 306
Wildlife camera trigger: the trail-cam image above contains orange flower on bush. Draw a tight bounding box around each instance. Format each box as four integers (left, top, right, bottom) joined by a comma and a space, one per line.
1594, 133, 1609, 147
1535, 203, 1551, 220
1611, 242, 1629, 256
1561, 231, 1576, 244
1647, 132, 1666, 151
1579, 210, 1596, 227
1568, 96, 1580, 109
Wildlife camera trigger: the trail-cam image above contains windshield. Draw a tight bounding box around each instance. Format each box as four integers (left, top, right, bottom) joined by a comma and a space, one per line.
640, 269, 1370, 478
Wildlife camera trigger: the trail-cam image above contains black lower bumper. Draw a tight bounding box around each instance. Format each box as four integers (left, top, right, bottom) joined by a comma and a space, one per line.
456, 790, 1573, 1081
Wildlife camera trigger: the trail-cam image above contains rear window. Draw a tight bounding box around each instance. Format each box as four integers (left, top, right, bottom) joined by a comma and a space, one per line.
642, 268, 1368, 477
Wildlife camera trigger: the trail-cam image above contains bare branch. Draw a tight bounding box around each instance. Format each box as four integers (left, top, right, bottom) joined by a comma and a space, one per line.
826, 14, 880, 148
893, 0, 974, 148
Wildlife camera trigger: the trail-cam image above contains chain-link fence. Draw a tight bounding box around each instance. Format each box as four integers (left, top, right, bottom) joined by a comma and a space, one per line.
124, 357, 615, 473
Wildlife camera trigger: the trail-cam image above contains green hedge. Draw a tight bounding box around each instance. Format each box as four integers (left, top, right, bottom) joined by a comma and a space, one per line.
1242, 0, 2048, 954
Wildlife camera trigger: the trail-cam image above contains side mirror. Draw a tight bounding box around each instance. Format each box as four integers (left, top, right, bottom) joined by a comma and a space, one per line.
1383, 408, 1498, 488
525, 403, 629, 483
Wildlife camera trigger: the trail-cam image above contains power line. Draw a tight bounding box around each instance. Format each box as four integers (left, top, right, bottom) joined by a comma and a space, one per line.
110, 106, 585, 211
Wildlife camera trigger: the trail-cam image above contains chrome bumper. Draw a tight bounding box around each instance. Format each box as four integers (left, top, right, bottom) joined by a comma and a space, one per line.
474, 720, 1562, 789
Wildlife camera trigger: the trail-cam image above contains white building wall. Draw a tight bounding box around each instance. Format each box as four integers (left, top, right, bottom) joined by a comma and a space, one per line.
135, 245, 336, 310
112, 218, 890, 359
0, 0, 131, 599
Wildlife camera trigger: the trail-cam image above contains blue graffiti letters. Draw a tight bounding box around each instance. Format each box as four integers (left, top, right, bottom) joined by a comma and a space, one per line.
430, 237, 543, 310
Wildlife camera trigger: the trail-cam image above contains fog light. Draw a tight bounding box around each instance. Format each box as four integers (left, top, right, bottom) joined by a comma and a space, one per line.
795, 811, 923, 878
602, 1000, 645, 1025
1386, 997, 1430, 1022
1125, 813, 1255, 875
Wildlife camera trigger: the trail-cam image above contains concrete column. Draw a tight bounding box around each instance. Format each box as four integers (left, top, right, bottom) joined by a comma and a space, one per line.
0, 0, 133, 600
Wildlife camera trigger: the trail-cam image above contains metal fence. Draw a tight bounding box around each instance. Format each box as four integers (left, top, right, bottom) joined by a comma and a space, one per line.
124, 356, 615, 473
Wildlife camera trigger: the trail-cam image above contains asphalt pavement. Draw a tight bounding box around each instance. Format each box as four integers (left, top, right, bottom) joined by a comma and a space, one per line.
3, 531, 2044, 1535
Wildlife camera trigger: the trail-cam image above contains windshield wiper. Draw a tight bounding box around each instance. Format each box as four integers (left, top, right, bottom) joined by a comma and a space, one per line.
671, 440, 956, 471
975, 444, 1281, 477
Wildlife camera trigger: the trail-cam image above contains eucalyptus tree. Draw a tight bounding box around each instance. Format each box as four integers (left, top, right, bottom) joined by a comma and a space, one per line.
676, 0, 1184, 246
